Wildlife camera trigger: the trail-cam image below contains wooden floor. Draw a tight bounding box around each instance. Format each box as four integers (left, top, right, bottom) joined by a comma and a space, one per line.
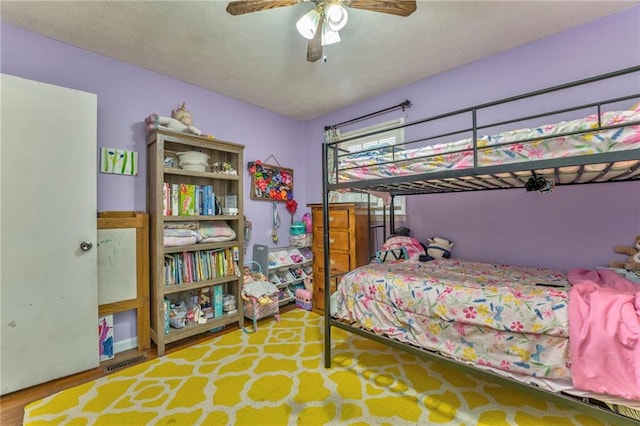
0, 307, 295, 426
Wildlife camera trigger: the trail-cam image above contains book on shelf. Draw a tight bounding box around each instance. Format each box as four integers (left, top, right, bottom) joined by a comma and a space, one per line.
163, 182, 171, 216
196, 186, 203, 216
298, 247, 313, 261
213, 285, 224, 317
289, 252, 304, 264
163, 298, 171, 334
278, 288, 292, 301
179, 184, 196, 216
171, 183, 180, 216
204, 185, 214, 215
183, 254, 192, 283
167, 183, 219, 216
289, 267, 304, 279
162, 247, 240, 285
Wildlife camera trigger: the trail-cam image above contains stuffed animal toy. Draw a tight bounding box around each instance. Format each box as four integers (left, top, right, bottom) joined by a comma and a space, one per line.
610, 235, 640, 272
145, 102, 202, 135
424, 237, 455, 260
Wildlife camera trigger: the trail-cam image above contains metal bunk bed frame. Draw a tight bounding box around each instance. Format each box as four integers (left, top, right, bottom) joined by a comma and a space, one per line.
320, 65, 640, 426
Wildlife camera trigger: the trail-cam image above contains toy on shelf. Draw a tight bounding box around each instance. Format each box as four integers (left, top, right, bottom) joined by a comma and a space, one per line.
145, 102, 202, 136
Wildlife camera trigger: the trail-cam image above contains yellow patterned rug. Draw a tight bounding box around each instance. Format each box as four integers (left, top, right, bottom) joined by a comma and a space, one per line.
24, 309, 608, 426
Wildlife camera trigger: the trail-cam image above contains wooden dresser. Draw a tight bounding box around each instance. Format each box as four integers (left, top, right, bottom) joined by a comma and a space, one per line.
308, 203, 371, 314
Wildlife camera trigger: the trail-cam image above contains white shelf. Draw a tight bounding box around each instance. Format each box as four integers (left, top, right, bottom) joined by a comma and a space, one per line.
263, 246, 313, 306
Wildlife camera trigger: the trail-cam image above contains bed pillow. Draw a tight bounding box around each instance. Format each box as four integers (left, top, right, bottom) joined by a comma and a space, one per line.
376, 247, 408, 263
381, 236, 425, 261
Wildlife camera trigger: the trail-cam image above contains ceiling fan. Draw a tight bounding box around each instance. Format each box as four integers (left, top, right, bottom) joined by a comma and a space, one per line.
226, 0, 417, 62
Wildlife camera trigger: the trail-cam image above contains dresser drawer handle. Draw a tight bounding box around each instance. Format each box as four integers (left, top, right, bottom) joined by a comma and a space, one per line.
329, 238, 335, 244
329, 216, 335, 222
329, 259, 335, 265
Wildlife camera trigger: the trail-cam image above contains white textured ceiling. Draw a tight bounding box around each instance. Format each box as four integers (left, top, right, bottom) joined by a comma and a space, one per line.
2, 1, 638, 121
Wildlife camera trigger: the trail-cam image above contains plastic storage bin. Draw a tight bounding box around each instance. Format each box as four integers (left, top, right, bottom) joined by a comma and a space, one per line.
290, 222, 306, 235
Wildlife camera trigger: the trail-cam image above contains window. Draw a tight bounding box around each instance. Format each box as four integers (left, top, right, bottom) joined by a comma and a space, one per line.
330, 118, 406, 217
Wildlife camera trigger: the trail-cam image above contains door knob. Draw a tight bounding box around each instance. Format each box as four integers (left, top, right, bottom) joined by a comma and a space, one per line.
80, 241, 93, 251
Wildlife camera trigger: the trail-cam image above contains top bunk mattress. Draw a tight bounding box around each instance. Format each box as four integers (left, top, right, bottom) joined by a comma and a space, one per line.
333, 107, 640, 183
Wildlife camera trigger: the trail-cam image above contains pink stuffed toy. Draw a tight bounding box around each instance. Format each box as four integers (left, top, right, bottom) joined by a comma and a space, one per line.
302, 212, 312, 233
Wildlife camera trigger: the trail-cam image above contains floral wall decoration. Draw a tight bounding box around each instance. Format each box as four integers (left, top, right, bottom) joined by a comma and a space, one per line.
248, 160, 294, 202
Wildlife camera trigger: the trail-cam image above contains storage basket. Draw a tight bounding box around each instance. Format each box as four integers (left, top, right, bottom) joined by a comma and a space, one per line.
244, 293, 280, 320
242, 261, 280, 333
289, 233, 312, 247
295, 288, 312, 311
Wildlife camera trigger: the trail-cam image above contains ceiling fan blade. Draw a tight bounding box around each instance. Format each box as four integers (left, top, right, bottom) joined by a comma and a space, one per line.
226, 0, 301, 16
306, 19, 324, 62
343, 0, 417, 17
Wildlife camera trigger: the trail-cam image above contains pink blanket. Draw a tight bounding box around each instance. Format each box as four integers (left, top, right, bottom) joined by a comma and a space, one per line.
567, 268, 640, 400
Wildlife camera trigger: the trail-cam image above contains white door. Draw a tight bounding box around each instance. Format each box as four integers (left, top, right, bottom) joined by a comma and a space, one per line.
0, 74, 99, 394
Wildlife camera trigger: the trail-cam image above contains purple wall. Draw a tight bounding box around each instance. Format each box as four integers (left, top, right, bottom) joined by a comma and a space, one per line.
305, 6, 640, 271
0, 24, 308, 247
1, 24, 307, 346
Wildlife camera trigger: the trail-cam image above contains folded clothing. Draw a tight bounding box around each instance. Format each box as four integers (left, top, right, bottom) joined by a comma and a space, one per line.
199, 222, 236, 240
162, 222, 236, 244
163, 221, 199, 230
164, 236, 197, 247
163, 228, 203, 242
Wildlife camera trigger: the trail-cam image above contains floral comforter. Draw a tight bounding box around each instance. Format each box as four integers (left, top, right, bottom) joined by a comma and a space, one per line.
333, 259, 573, 380
335, 108, 640, 182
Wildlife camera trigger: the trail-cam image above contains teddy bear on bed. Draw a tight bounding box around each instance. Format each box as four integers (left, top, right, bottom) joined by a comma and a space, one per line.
610, 235, 640, 273
145, 102, 202, 135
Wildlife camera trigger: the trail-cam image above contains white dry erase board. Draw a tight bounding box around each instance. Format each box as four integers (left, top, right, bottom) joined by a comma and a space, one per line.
96, 211, 150, 351
97, 228, 137, 304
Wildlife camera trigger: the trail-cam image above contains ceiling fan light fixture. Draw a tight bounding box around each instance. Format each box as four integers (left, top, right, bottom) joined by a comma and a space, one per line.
324, 3, 348, 31
321, 25, 341, 46
296, 9, 321, 40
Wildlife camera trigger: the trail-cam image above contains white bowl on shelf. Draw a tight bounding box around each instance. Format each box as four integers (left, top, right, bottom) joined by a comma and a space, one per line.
177, 151, 209, 172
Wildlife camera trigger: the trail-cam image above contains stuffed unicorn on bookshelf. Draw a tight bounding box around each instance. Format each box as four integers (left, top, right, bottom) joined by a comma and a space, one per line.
145, 102, 202, 136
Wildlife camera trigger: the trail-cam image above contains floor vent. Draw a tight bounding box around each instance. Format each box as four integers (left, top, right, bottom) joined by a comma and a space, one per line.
104, 354, 147, 373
